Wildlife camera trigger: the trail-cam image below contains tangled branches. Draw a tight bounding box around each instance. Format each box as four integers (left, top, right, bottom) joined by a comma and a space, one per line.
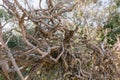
0, 0, 119, 80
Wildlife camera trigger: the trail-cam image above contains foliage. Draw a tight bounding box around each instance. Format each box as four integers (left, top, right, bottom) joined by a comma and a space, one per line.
0, 74, 4, 80
103, 9, 120, 45
3, 32, 25, 49
0, 9, 13, 21
115, 0, 120, 7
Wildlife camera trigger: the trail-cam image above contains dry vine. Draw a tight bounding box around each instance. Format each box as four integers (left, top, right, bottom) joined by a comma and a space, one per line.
0, 0, 119, 80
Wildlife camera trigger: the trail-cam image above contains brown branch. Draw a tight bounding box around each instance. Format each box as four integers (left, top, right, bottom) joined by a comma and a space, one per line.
52, 2, 78, 18
3, 0, 20, 18
14, 0, 28, 16
46, 0, 53, 8
25, 62, 45, 80
19, 13, 48, 57
0, 22, 24, 80
49, 43, 64, 62
0, 60, 11, 80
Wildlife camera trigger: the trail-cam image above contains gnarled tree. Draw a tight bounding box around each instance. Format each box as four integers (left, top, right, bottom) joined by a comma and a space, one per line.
0, 0, 119, 80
